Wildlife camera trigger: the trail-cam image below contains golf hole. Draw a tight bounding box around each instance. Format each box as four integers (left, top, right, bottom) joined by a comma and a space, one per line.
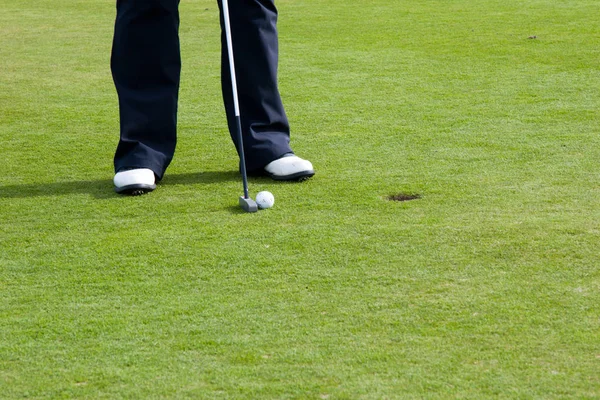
387, 193, 421, 202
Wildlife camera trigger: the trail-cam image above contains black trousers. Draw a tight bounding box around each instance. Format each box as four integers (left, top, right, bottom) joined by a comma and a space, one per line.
111, 0, 292, 179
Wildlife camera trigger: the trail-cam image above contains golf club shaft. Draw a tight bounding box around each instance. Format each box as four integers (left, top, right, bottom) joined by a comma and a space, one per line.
222, 0, 250, 199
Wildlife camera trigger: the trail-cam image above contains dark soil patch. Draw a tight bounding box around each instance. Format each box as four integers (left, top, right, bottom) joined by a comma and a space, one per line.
387, 193, 422, 202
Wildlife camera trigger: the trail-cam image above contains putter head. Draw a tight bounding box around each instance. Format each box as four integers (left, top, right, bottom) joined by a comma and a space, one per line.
239, 196, 258, 213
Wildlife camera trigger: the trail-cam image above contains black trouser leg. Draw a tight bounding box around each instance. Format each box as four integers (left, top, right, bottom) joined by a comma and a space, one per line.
218, 0, 293, 173
111, 0, 181, 180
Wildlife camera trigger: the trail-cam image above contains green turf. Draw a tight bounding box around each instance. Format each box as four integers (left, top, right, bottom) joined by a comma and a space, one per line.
1, 0, 599, 398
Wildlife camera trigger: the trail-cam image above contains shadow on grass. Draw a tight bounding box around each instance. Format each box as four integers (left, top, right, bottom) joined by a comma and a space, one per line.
0, 171, 239, 199
226, 205, 248, 214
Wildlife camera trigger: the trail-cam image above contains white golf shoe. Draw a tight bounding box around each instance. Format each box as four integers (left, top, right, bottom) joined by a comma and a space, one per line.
264, 154, 315, 181
113, 168, 156, 195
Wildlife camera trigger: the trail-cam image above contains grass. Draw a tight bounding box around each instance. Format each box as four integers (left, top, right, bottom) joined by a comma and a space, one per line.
1, 0, 599, 398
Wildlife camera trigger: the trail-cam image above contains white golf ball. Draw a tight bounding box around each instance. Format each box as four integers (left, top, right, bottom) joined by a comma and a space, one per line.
255, 191, 275, 209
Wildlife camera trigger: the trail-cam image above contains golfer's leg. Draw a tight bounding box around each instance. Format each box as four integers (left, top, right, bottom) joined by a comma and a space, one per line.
218, 0, 293, 173
111, 0, 181, 180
